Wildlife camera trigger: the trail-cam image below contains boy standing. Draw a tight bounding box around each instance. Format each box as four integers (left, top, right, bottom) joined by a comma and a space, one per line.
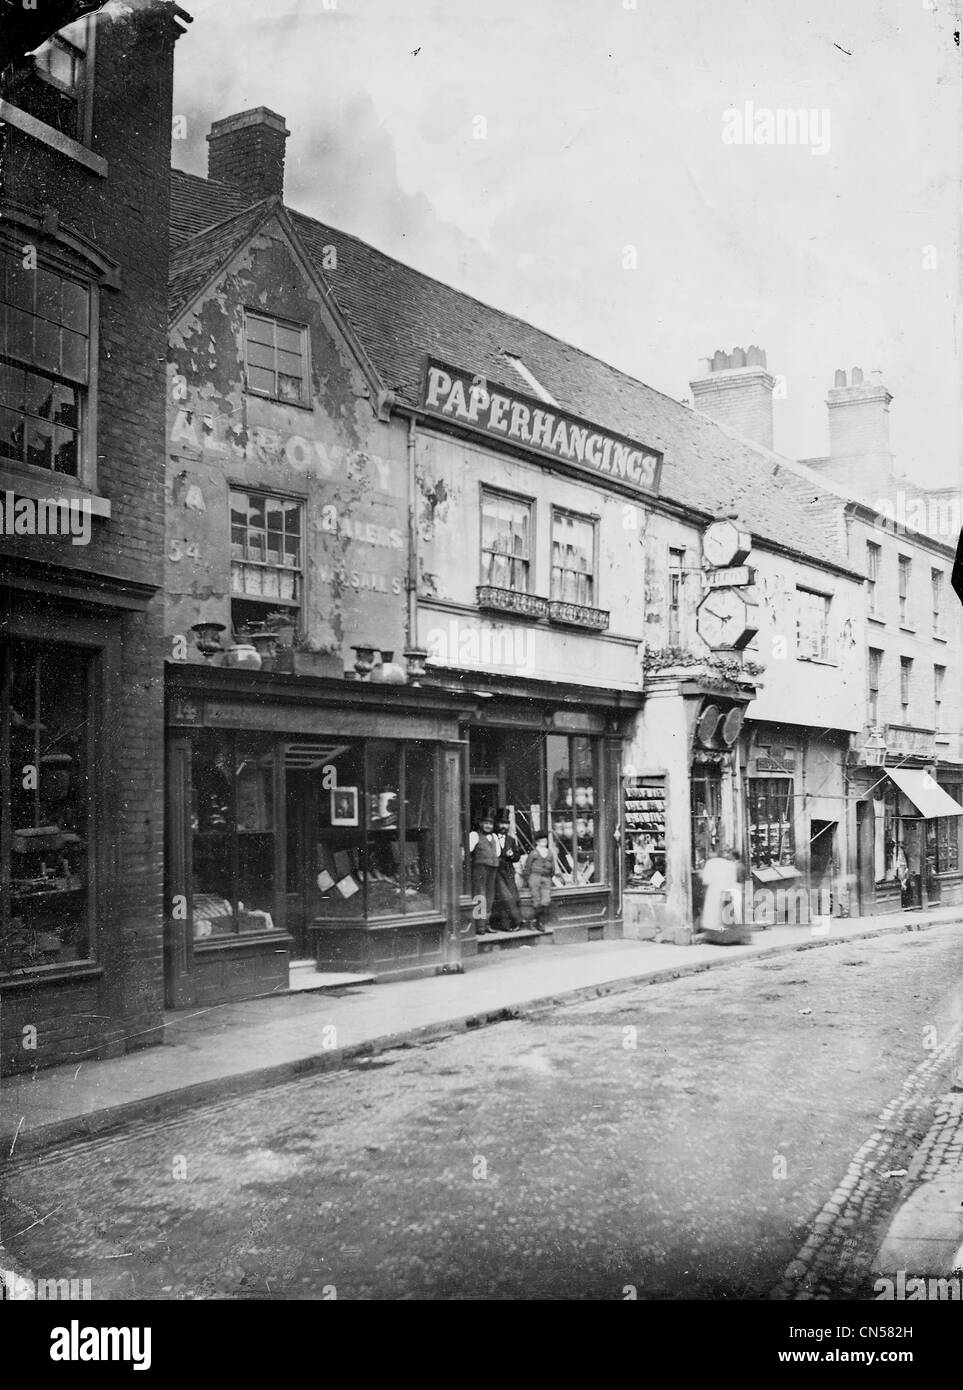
524, 832, 554, 934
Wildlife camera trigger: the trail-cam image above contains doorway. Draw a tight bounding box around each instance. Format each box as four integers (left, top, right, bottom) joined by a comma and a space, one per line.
809, 819, 836, 918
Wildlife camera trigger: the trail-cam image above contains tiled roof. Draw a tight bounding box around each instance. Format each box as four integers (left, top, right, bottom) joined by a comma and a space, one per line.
169, 196, 276, 320
169, 168, 858, 573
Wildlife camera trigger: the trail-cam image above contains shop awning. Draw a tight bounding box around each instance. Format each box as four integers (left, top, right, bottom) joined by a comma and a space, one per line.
887, 769, 963, 819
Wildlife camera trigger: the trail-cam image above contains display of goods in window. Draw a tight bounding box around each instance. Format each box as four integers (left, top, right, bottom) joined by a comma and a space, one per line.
623, 776, 667, 890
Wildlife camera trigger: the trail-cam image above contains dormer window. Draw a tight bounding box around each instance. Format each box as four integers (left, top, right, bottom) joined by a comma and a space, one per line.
243, 311, 309, 406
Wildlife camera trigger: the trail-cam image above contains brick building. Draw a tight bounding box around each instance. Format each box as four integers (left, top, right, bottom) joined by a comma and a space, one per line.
0, 2, 189, 1075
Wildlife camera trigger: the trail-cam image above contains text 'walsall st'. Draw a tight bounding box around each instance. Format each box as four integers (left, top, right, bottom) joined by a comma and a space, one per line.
0, 13, 961, 1073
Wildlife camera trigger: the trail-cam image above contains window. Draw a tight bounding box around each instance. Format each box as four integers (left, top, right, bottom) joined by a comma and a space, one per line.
190, 730, 279, 939
668, 547, 686, 646
932, 568, 944, 636
551, 509, 596, 607
866, 542, 881, 615
898, 555, 911, 625
243, 312, 309, 405
480, 490, 532, 592
229, 489, 303, 633
464, 728, 603, 891
747, 778, 796, 869
2, 640, 91, 973
0, 18, 91, 143
0, 244, 90, 479
691, 766, 723, 871
546, 734, 599, 886
309, 740, 437, 920
935, 784, 960, 873
868, 648, 882, 726
797, 587, 832, 661
934, 665, 945, 733
899, 656, 912, 716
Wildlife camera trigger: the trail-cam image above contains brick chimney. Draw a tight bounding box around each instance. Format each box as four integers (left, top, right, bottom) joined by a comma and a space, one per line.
689, 346, 774, 451
207, 108, 289, 202
804, 367, 895, 499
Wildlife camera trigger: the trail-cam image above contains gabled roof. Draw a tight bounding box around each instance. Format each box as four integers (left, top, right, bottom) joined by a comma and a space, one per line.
169, 195, 277, 321
169, 166, 859, 575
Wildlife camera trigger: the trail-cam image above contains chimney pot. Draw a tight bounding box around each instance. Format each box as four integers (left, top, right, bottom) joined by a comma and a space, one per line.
746, 345, 766, 368
730, 346, 747, 368
851, 366, 863, 386
207, 107, 290, 202
711, 349, 728, 372
834, 369, 847, 388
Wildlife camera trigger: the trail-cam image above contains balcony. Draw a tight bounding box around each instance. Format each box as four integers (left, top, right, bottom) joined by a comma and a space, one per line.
547, 599, 611, 631
476, 585, 549, 619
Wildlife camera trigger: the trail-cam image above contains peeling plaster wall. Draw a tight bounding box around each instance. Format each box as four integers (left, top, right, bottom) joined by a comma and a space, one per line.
165, 224, 407, 666
415, 428, 644, 689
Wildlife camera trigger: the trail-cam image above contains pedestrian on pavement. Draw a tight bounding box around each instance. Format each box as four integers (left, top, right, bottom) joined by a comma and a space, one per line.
491, 809, 524, 932
470, 810, 499, 934
523, 831, 553, 933
700, 844, 742, 935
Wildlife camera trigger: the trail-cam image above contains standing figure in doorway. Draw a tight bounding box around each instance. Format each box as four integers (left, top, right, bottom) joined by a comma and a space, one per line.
491, 809, 524, 932
470, 810, 499, 934
523, 831, 553, 934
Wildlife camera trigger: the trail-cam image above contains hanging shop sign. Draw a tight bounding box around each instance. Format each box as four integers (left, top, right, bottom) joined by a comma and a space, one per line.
422, 359, 663, 498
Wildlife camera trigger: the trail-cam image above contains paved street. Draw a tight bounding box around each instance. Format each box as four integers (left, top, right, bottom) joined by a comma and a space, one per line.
3, 926, 962, 1301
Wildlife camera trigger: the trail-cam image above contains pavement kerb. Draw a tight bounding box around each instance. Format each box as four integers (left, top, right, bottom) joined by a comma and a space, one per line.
2, 914, 961, 1163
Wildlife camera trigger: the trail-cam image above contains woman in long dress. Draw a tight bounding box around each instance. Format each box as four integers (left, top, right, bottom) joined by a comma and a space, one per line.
700, 846, 741, 933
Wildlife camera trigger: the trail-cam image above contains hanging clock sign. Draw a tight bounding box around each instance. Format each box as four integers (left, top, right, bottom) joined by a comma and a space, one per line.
703, 519, 752, 569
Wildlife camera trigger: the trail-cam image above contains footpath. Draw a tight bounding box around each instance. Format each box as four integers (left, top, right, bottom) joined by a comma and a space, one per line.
3, 904, 962, 1162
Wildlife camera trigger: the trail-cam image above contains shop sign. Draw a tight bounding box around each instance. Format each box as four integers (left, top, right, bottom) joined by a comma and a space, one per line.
422, 359, 663, 497
885, 726, 936, 759
756, 755, 796, 773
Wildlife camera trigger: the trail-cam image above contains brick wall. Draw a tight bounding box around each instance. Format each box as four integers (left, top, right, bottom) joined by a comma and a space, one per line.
0, 1, 182, 1074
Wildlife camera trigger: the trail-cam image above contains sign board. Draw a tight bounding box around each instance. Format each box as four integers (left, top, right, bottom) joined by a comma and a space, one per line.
705, 565, 756, 589
422, 359, 663, 498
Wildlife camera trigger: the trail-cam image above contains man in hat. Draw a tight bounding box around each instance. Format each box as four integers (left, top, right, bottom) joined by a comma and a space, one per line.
469, 810, 499, 934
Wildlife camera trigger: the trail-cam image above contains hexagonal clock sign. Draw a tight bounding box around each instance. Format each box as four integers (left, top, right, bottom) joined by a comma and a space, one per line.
703, 519, 752, 569
696, 587, 759, 650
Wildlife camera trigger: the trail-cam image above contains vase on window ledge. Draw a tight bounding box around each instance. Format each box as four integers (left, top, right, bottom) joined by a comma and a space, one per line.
248, 631, 279, 669
224, 643, 262, 670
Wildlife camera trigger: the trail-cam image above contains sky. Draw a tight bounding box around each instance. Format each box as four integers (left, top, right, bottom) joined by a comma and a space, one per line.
170, 0, 962, 485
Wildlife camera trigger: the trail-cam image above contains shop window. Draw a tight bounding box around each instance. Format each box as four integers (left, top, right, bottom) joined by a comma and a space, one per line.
0, 18, 91, 143
866, 542, 881, 616
190, 730, 278, 939
935, 786, 961, 873
690, 766, 722, 871
875, 783, 900, 885
550, 509, 596, 607
623, 774, 666, 890
898, 555, 911, 625
1, 640, 91, 973
243, 311, 309, 405
229, 488, 303, 633
796, 587, 832, 661
480, 489, 532, 592
547, 733, 598, 885
466, 728, 602, 892
747, 778, 796, 869
0, 244, 90, 480
312, 740, 438, 920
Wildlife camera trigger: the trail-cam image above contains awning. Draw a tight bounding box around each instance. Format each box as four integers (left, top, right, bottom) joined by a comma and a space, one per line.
887, 768, 963, 819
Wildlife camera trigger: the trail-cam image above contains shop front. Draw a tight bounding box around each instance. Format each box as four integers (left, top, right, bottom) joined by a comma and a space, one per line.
165, 664, 472, 1005
447, 689, 632, 948
739, 723, 851, 925
853, 759, 963, 914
